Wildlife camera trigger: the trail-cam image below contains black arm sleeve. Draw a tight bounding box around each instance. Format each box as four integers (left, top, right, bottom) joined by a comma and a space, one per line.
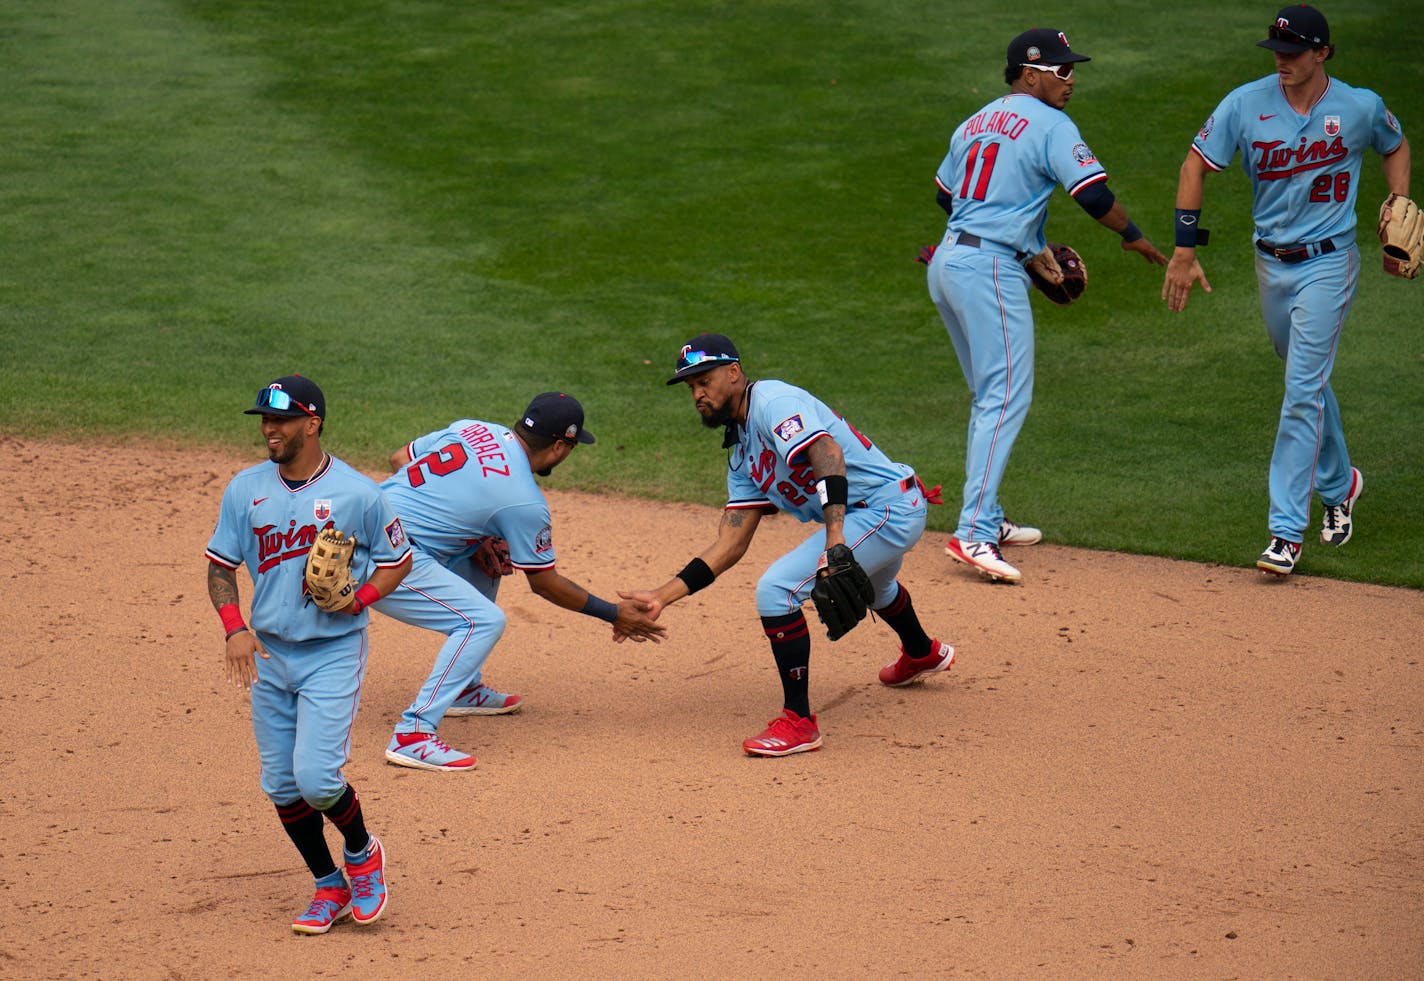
936, 186, 954, 218
1072, 180, 1115, 220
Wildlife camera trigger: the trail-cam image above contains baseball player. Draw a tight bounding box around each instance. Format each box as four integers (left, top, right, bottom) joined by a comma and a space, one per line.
205, 375, 412, 935
374, 392, 666, 771
620, 334, 955, 758
1162, 4, 1410, 575
925, 28, 1166, 583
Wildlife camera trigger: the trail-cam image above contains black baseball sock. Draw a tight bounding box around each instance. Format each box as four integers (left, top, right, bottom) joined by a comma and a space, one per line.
322, 784, 372, 859
875, 583, 932, 658
276, 798, 338, 880
762, 611, 812, 718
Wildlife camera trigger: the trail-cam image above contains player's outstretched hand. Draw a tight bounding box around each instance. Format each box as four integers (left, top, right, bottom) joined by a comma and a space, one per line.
1161, 248, 1213, 312
1123, 236, 1168, 266
225, 630, 269, 689
611, 595, 667, 644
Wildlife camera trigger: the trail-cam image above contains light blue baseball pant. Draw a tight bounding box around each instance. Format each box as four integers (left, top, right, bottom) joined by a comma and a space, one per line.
755, 490, 928, 617
928, 234, 1035, 543
1255, 244, 1360, 542
373, 548, 507, 735
250, 630, 369, 809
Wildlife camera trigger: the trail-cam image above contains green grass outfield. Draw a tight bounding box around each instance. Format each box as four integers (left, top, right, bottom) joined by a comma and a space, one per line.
2, 1, 1420, 587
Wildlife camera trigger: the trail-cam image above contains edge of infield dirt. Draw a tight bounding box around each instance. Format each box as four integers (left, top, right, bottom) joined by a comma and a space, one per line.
2, 434, 1420, 978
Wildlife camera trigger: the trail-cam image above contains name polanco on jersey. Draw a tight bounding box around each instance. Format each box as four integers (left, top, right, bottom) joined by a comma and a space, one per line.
962, 105, 1031, 142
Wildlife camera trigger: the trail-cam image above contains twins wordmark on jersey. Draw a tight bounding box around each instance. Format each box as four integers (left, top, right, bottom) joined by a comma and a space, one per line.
255, 512, 332, 574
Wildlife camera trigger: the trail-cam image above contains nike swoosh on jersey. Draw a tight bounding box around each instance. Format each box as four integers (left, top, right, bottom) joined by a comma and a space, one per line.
1259, 114, 1276, 120
252, 497, 268, 506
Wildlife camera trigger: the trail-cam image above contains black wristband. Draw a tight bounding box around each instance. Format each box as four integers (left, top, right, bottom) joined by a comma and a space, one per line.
224, 626, 249, 640
1120, 221, 1143, 243
675, 557, 715, 595
1175, 208, 1203, 248
580, 594, 619, 623
816, 474, 849, 508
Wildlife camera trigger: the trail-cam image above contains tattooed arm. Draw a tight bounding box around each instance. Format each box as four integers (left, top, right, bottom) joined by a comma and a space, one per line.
617, 506, 764, 619
207, 561, 268, 688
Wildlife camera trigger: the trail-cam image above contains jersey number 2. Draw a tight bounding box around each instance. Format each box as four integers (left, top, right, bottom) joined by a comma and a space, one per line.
959, 141, 1001, 201
405, 442, 468, 487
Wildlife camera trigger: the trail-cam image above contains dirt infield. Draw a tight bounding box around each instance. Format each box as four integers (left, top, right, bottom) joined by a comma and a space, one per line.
2, 434, 1421, 978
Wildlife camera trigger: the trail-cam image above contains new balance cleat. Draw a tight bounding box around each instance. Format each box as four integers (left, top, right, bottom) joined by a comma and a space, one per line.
1320, 467, 1362, 546
384, 732, 476, 771
742, 709, 822, 757
291, 885, 352, 936
945, 537, 1022, 583
346, 837, 387, 925
1256, 537, 1301, 576
998, 519, 1043, 546
444, 683, 524, 717
879, 638, 955, 687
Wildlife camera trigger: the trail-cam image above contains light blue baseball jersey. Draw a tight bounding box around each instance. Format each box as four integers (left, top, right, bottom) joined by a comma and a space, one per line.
206, 456, 411, 642
934, 92, 1107, 255
726, 380, 912, 521
381, 420, 556, 571
1192, 75, 1404, 244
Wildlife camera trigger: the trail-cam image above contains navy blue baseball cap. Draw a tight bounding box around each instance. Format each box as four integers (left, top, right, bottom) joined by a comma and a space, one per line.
1008, 28, 1092, 67
244, 375, 325, 419
522, 392, 595, 444
1258, 5, 1330, 53
666, 333, 741, 385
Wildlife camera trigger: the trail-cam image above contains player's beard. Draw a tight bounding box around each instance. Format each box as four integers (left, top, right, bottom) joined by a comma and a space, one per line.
267, 429, 304, 465
699, 396, 734, 431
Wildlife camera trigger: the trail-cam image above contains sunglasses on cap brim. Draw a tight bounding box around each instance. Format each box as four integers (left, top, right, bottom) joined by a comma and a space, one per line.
255, 388, 318, 418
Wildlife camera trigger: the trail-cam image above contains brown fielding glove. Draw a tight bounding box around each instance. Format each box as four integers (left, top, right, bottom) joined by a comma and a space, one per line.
471, 536, 514, 578
1378, 193, 1423, 279
1025, 242, 1088, 305
305, 529, 358, 612
809, 544, 875, 641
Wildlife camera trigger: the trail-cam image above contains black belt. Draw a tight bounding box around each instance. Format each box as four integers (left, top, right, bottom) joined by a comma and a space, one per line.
954, 232, 1030, 262
1256, 237, 1337, 263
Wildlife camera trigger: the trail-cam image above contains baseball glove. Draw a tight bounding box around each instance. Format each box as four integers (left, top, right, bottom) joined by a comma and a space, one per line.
305, 528, 358, 612
1378, 193, 1423, 279
810, 544, 875, 642
1025, 242, 1087, 305
472, 536, 514, 578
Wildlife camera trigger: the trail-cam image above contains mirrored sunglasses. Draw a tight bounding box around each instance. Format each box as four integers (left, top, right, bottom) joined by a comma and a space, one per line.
255, 387, 318, 417
678, 349, 738, 370
1020, 62, 1074, 81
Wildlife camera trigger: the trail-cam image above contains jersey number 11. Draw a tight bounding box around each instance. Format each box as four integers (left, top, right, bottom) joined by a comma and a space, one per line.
959, 141, 1000, 201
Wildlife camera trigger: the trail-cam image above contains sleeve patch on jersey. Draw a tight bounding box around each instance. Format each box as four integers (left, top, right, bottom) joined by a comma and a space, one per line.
1198, 114, 1215, 141
385, 517, 407, 550
534, 524, 553, 554
1386, 109, 1400, 133
1072, 142, 1097, 167
773, 414, 805, 442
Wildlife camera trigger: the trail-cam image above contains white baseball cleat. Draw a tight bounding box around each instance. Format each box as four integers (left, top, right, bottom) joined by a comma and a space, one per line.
1320, 467, 1362, 547
998, 519, 1043, 546
1256, 536, 1301, 576
945, 536, 1022, 583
